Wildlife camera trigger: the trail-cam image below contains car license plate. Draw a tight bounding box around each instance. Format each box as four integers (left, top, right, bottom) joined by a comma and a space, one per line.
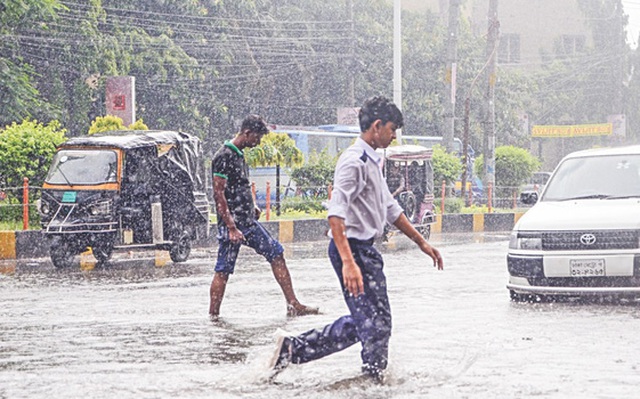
570, 259, 605, 277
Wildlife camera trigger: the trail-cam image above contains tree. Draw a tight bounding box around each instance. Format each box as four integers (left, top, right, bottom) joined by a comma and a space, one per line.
245, 132, 303, 214
88, 115, 125, 135
0, 120, 67, 200
475, 146, 540, 197
88, 116, 149, 134
0, 0, 62, 125
290, 149, 337, 198
431, 144, 463, 194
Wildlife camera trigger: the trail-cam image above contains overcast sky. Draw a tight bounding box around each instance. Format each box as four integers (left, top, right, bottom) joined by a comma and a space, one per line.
623, 0, 640, 48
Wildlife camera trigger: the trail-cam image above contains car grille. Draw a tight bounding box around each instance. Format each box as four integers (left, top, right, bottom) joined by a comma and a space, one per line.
542, 230, 639, 250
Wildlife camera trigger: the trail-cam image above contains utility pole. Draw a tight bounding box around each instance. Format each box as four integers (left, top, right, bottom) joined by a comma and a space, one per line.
442, 0, 460, 153
482, 0, 499, 205
393, 0, 403, 143
347, 0, 355, 107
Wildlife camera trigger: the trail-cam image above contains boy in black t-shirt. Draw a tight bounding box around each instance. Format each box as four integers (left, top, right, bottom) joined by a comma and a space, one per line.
209, 115, 318, 319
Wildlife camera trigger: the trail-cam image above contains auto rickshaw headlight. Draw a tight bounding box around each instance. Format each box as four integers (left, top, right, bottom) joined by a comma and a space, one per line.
39, 200, 50, 215
89, 201, 111, 216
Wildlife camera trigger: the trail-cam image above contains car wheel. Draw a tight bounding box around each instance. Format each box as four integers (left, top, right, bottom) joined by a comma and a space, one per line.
50, 245, 75, 268
169, 231, 191, 263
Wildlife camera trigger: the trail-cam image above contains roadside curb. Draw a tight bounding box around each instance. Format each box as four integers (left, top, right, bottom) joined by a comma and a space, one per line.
0, 212, 524, 260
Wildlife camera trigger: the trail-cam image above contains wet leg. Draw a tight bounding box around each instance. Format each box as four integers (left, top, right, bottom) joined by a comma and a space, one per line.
270, 254, 319, 316
209, 271, 229, 317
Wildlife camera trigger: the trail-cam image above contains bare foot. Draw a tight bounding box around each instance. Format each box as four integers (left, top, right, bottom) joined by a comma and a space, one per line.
287, 303, 319, 317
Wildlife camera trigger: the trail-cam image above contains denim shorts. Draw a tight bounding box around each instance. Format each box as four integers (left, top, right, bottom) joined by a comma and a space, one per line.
214, 222, 284, 274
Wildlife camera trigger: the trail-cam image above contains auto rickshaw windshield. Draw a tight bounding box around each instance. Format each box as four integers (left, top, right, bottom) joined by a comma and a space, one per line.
46, 149, 118, 185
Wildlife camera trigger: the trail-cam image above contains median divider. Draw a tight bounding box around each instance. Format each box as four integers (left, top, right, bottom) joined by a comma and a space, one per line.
1, 212, 525, 260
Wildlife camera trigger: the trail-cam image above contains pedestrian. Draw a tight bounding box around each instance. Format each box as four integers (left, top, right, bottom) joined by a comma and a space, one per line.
269, 96, 444, 382
209, 115, 318, 319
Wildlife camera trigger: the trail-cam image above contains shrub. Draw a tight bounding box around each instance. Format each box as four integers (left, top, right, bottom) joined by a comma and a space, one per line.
432, 144, 463, 195
434, 197, 464, 214
475, 146, 540, 196
0, 119, 66, 199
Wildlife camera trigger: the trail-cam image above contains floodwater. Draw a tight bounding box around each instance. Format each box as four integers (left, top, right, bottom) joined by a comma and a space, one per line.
1, 234, 640, 398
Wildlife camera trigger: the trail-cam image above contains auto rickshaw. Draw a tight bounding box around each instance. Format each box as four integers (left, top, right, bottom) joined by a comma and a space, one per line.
39, 130, 210, 268
379, 144, 436, 240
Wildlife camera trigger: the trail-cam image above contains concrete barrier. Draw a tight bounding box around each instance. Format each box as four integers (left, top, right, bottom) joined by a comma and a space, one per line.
1, 212, 524, 260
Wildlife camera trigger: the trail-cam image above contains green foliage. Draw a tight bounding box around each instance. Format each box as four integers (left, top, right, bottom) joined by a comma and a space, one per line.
460, 204, 489, 214
0, 199, 40, 228
0, 120, 67, 197
1, 0, 633, 161
475, 146, 541, 195
88, 116, 149, 135
128, 118, 149, 130
432, 144, 463, 188
245, 132, 303, 168
290, 150, 337, 197
88, 115, 125, 135
280, 196, 326, 214
434, 198, 464, 214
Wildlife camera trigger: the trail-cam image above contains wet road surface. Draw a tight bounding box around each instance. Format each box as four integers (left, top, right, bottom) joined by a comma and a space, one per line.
2, 233, 640, 398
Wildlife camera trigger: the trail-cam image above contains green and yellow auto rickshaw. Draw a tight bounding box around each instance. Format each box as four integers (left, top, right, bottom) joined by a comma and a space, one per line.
39, 130, 209, 268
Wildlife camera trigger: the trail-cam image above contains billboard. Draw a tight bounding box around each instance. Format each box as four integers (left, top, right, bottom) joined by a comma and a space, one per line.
106, 76, 136, 126
531, 123, 612, 138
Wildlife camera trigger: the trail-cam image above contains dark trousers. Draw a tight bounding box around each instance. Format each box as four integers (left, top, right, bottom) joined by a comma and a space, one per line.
288, 238, 392, 371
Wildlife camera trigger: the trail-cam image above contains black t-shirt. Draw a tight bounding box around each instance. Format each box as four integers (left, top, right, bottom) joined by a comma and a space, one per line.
211, 141, 255, 229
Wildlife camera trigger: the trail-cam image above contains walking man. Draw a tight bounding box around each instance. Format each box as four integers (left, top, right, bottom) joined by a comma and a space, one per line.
270, 96, 444, 382
209, 115, 318, 318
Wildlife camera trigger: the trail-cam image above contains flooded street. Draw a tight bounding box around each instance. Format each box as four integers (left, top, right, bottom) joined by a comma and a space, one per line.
2, 233, 640, 398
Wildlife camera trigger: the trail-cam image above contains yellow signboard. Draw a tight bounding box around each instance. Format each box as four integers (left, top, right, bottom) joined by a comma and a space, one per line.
532, 123, 612, 138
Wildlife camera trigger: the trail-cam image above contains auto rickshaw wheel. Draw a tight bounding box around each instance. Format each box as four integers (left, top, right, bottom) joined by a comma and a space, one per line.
417, 212, 432, 240
418, 224, 431, 240
50, 245, 75, 269
169, 232, 191, 263
398, 192, 416, 222
92, 240, 114, 263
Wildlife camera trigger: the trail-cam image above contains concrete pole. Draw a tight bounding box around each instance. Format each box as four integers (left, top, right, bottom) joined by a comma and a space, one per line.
347, 0, 355, 107
394, 0, 403, 144
442, 0, 460, 153
482, 0, 499, 205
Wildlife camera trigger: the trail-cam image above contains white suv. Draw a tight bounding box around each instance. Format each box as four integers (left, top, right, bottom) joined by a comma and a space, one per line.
507, 145, 640, 301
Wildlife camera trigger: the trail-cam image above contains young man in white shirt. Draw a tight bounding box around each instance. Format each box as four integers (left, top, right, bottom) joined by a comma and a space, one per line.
270, 96, 444, 382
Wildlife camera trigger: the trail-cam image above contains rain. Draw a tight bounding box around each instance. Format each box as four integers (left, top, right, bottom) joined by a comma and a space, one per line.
2, 1, 640, 398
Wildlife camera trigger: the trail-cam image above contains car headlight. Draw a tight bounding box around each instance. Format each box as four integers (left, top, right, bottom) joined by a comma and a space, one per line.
509, 231, 542, 250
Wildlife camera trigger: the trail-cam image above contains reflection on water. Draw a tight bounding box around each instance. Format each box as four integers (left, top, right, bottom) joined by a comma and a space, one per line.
2, 236, 640, 398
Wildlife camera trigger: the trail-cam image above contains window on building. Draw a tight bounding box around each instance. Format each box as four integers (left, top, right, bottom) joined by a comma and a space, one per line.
556, 34, 586, 57
499, 34, 520, 64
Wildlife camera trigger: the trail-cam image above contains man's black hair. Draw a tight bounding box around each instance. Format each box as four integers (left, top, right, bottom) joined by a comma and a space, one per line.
358, 96, 404, 132
241, 114, 269, 135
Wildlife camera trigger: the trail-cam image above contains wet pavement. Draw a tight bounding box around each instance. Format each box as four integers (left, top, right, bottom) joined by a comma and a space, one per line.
2, 232, 640, 398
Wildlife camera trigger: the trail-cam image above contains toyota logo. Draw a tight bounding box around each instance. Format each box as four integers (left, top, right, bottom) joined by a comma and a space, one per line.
580, 233, 597, 245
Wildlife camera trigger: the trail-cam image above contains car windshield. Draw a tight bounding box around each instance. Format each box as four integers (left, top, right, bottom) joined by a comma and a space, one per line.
45, 149, 118, 185
542, 154, 640, 201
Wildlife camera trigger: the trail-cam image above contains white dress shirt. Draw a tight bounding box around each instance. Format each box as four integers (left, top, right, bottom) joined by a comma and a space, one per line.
328, 138, 404, 240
